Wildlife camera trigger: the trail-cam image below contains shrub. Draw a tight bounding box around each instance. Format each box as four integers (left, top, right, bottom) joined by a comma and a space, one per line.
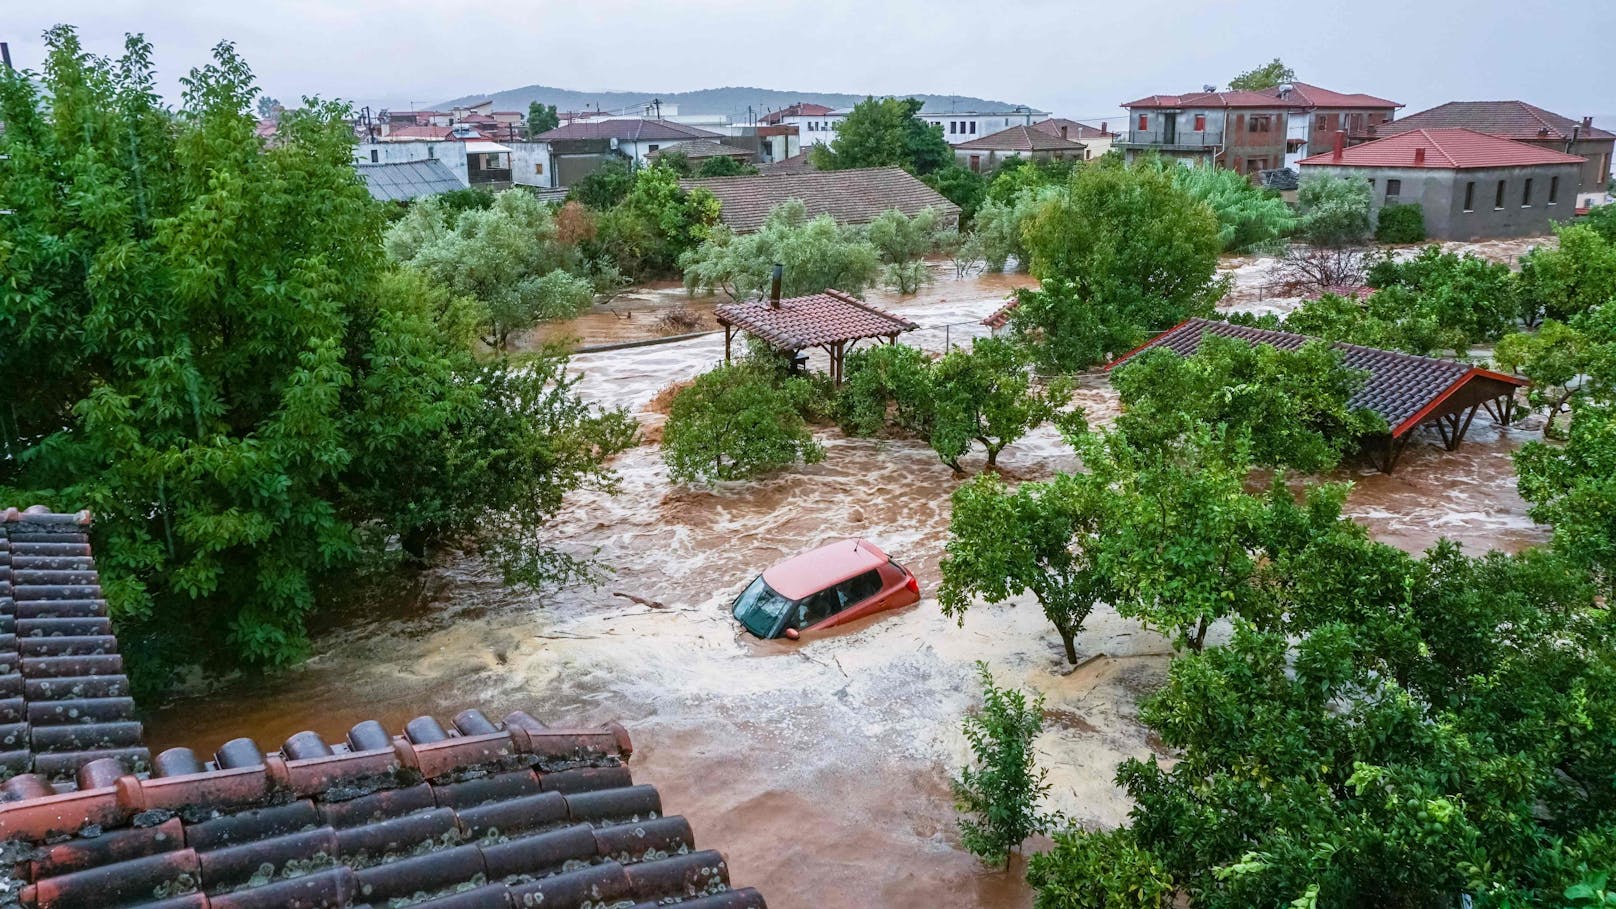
661, 364, 824, 484
681, 201, 881, 300
953, 662, 1053, 868
1173, 165, 1296, 251
1296, 173, 1373, 247
1026, 828, 1175, 909
1375, 202, 1427, 243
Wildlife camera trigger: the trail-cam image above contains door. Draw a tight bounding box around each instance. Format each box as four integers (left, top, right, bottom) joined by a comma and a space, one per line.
1162, 113, 1178, 145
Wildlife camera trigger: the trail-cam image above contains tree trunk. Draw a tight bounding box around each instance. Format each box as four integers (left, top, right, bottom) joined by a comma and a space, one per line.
1188, 615, 1210, 652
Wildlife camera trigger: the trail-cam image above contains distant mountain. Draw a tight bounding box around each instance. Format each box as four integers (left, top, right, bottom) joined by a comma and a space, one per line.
435, 85, 1035, 121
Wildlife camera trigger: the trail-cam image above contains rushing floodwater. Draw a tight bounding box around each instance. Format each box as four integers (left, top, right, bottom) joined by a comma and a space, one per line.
144, 251, 1551, 909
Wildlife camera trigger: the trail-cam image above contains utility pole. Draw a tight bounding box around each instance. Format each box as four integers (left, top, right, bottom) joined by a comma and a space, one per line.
652, 98, 662, 120
1, 42, 12, 71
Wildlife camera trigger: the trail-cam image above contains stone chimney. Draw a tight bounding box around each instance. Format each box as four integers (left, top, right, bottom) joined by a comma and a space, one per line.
1414, 147, 1425, 165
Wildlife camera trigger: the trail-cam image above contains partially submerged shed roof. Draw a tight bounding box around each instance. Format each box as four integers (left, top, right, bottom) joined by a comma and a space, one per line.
0, 507, 768, 909
1107, 318, 1527, 469
681, 167, 959, 232
715, 291, 917, 351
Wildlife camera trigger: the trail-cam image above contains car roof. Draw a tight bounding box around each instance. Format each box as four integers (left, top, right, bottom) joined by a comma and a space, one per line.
762, 539, 890, 601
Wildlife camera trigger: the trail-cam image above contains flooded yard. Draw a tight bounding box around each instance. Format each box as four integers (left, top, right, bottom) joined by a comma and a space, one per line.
143, 263, 1548, 909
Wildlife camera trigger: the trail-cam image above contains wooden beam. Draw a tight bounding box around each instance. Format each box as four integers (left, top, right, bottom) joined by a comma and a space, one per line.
723, 325, 733, 364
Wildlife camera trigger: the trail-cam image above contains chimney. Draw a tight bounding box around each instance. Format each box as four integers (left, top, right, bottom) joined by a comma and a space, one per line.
1100, 121, 1107, 134
1060, 125, 1069, 139
1414, 147, 1425, 165
769, 263, 783, 308
1332, 130, 1345, 162
1584, 116, 1594, 129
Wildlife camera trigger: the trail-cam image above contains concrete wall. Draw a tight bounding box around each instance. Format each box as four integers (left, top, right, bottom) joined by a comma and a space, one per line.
1126, 107, 1289, 173
1299, 162, 1582, 240
355, 141, 469, 187
954, 146, 1082, 173
1126, 108, 1227, 152
509, 142, 555, 189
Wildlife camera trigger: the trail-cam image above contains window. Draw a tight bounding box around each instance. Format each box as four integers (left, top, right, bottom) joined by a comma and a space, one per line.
1138, 114, 1148, 131
834, 570, 885, 610
1193, 114, 1206, 131
427, 144, 435, 159
647, 144, 659, 153
369, 149, 378, 163
1549, 175, 1560, 204
1316, 114, 1328, 131
1522, 178, 1533, 207
969, 121, 976, 134
1495, 180, 1506, 209
534, 161, 544, 175
1248, 114, 1270, 133
1464, 181, 1476, 211
950, 121, 957, 134
1385, 178, 1401, 199
795, 588, 842, 629
969, 154, 981, 173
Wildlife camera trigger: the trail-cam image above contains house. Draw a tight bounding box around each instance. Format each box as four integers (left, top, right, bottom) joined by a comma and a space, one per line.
680, 166, 961, 232
1297, 128, 1584, 240
1367, 101, 1614, 207
954, 125, 1087, 172
530, 118, 727, 186
761, 102, 834, 125
647, 139, 757, 167
759, 150, 818, 175
1032, 118, 1118, 158
787, 103, 1049, 147
1261, 81, 1401, 168
1120, 91, 1304, 174
355, 136, 515, 191
0, 505, 769, 909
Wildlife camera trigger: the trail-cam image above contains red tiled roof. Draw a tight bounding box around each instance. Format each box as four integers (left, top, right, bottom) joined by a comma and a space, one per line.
682, 167, 959, 232
1107, 318, 1526, 437
1266, 81, 1400, 110
0, 508, 147, 786
760, 103, 834, 125
383, 124, 455, 141
716, 290, 918, 349
956, 125, 1087, 152
534, 119, 724, 142
1123, 91, 1305, 110
981, 298, 1019, 330
1031, 118, 1116, 140
1297, 128, 1586, 169
1372, 100, 1615, 142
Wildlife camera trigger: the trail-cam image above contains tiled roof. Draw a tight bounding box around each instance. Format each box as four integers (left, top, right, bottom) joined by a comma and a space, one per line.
760, 103, 834, 125
0, 707, 764, 909
1297, 128, 1586, 169
981, 299, 1019, 330
382, 125, 456, 141
355, 160, 466, 202
1266, 82, 1400, 110
681, 167, 960, 232
1372, 100, 1615, 142
757, 151, 817, 176
716, 291, 918, 350
1123, 91, 1304, 110
1108, 318, 1526, 437
648, 140, 755, 161
0, 508, 147, 787
955, 125, 1086, 152
1031, 118, 1116, 140
533, 119, 724, 143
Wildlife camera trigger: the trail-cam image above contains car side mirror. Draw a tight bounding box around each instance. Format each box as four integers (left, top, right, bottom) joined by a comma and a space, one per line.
784, 628, 800, 641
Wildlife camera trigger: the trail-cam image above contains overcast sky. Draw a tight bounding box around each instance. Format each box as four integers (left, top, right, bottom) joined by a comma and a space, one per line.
8, 1, 1616, 122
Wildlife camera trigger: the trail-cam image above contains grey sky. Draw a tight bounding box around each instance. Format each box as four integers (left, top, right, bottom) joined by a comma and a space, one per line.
9, 0, 1616, 122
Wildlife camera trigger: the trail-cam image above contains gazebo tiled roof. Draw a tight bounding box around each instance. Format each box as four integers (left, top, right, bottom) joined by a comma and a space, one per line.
715, 291, 917, 350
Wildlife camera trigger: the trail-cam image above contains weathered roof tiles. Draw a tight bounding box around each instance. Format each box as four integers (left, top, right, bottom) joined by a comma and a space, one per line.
716, 291, 918, 350
682, 167, 959, 232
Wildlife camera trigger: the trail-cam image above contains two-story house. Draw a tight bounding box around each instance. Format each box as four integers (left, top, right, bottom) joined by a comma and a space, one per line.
1119, 91, 1302, 175
1261, 82, 1401, 168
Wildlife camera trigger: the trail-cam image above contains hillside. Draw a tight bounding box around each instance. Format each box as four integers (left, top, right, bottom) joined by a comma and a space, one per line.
436, 84, 1034, 121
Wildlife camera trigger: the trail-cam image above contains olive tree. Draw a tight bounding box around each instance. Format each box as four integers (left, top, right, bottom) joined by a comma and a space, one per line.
681, 200, 881, 300
661, 363, 825, 484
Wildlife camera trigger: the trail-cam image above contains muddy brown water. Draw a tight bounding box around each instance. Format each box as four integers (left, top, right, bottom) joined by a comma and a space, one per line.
143, 260, 1548, 909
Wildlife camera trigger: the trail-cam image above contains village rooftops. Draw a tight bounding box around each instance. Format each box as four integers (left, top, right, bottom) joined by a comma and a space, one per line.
1031, 118, 1116, 140
533, 119, 724, 142
760, 102, 834, 124
1297, 127, 1587, 169
1265, 81, 1401, 110
1122, 90, 1307, 109
647, 140, 754, 161
955, 124, 1087, 153
1370, 100, 1615, 142
681, 167, 960, 232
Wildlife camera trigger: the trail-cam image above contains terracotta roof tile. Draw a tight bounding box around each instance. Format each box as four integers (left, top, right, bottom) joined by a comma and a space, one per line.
955, 125, 1086, 152
760, 103, 834, 125
1298, 127, 1586, 169
534, 119, 724, 142
716, 291, 918, 349
1107, 318, 1526, 437
1031, 118, 1116, 140
757, 151, 817, 175
1123, 91, 1305, 110
1264, 81, 1400, 110
1372, 100, 1615, 142
682, 167, 959, 232
648, 140, 755, 161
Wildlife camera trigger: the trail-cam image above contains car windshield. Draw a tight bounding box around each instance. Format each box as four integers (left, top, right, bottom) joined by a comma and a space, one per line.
732, 575, 795, 639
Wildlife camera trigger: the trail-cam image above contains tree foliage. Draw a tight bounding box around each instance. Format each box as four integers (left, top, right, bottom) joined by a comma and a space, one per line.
1374, 202, 1426, 243
808, 96, 952, 175
661, 363, 825, 484
922, 164, 989, 224
1296, 173, 1373, 248
525, 101, 559, 137
0, 29, 636, 688
568, 156, 635, 209
1519, 224, 1616, 324
1228, 58, 1296, 92
1516, 405, 1616, 597
953, 662, 1054, 868
1026, 828, 1175, 909
680, 200, 880, 299
1172, 165, 1295, 251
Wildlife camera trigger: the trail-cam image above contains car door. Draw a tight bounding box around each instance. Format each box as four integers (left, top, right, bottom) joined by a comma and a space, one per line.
793, 587, 843, 633
816, 569, 886, 629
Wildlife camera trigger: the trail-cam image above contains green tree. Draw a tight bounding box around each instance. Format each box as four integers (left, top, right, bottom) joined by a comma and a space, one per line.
385, 190, 594, 350
661, 363, 825, 484
922, 163, 989, 224
940, 470, 1110, 664
867, 206, 945, 294
568, 156, 635, 209
1026, 828, 1175, 909
833, 342, 937, 437
1015, 162, 1224, 370
1110, 338, 1385, 472
929, 337, 1067, 470
809, 96, 952, 174
255, 95, 281, 118
1228, 58, 1296, 92
681, 200, 880, 299
694, 154, 757, 177
1496, 320, 1601, 435
1374, 202, 1426, 243
1363, 245, 1520, 344
1516, 405, 1616, 595
953, 662, 1054, 868
0, 29, 635, 687
1172, 165, 1295, 251
526, 101, 559, 137
1519, 224, 1616, 324
1296, 173, 1373, 248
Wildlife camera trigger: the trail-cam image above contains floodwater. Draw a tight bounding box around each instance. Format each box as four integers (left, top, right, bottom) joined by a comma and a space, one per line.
143, 260, 1547, 909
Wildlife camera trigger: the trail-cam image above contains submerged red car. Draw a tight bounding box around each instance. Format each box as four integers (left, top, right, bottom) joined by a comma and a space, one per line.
731, 539, 921, 640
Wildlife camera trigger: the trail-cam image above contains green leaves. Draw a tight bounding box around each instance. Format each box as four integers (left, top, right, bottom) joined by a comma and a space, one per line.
954, 662, 1054, 868
1172, 164, 1296, 252
660, 363, 824, 485
680, 200, 880, 300
1296, 174, 1373, 248
809, 96, 952, 175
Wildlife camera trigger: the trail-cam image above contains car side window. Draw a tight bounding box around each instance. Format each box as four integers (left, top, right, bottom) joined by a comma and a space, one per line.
835, 570, 884, 609
796, 588, 841, 628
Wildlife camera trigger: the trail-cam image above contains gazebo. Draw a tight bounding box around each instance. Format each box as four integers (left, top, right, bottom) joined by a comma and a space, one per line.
1107, 317, 1529, 472
715, 288, 918, 385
